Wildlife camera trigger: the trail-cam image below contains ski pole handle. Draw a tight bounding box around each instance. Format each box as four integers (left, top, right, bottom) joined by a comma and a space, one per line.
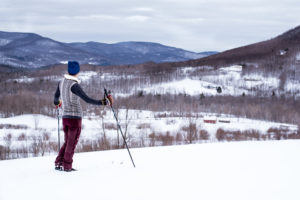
104, 88, 113, 107
104, 88, 109, 98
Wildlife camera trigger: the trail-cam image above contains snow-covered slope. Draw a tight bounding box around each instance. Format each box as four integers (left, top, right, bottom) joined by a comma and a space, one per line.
92, 65, 277, 97
105, 64, 298, 97
0, 140, 300, 200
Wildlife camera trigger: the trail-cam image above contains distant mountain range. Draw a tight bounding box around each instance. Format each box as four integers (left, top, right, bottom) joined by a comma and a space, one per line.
0, 31, 217, 68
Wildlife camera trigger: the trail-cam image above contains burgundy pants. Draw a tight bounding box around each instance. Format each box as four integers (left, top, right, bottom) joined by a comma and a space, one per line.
55, 118, 82, 170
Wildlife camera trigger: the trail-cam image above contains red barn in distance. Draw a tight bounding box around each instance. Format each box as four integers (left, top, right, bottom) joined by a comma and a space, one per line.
203, 116, 217, 124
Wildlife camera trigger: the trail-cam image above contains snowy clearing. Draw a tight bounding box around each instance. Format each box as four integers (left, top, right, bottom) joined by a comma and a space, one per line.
113, 65, 289, 97
5, 65, 300, 97
0, 140, 300, 200
0, 111, 297, 147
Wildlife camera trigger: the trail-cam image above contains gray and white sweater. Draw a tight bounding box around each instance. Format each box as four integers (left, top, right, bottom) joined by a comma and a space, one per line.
54, 74, 104, 119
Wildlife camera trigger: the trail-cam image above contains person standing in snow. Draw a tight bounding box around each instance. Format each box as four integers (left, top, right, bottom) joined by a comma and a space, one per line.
53, 61, 113, 172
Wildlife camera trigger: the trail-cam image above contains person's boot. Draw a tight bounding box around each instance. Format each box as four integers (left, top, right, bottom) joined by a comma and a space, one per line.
55, 164, 63, 171
63, 167, 77, 172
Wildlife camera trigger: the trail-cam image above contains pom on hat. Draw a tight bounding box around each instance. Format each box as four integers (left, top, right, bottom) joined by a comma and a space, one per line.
68, 61, 80, 75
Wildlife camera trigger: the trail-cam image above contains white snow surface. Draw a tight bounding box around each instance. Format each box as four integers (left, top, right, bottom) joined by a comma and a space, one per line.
4, 65, 294, 97
0, 109, 298, 141
60, 61, 68, 64
0, 140, 300, 200
0, 39, 11, 46
0, 112, 297, 147
141, 78, 220, 96
9, 76, 36, 83
77, 71, 98, 82
126, 65, 281, 97
35, 40, 59, 47
183, 51, 205, 59
202, 65, 279, 96
6, 71, 99, 84
297, 53, 300, 61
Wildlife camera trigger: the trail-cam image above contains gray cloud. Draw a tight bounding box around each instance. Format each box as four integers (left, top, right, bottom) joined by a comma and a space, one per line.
0, 0, 300, 52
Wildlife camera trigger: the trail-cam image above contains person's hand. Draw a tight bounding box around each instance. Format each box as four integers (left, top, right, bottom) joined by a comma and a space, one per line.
55, 100, 62, 109
106, 94, 113, 106
101, 94, 113, 106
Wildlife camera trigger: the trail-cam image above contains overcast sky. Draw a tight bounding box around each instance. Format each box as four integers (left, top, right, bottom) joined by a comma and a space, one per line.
1, 0, 300, 52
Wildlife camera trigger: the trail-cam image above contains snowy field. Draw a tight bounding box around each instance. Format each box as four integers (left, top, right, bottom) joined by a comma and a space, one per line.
0, 110, 297, 147
116, 65, 292, 96
0, 140, 300, 200
1, 64, 300, 199
5, 64, 300, 100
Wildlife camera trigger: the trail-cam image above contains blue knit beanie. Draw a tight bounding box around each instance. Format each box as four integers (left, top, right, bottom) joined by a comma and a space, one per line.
68, 61, 80, 75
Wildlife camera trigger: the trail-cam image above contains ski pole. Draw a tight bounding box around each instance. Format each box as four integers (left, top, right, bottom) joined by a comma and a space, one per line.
104, 88, 136, 168
56, 108, 60, 152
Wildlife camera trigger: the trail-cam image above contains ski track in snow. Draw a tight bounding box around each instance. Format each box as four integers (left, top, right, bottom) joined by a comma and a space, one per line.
0, 140, 300, 200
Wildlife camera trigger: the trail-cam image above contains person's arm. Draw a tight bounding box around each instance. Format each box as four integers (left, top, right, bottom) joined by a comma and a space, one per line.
71, 83, 106, 105
53, 83, 61, 106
